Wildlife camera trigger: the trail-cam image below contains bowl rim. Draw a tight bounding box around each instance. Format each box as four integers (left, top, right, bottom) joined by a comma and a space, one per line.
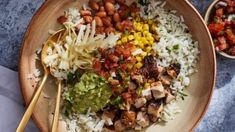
204, 0, 235, 59
18, 0, 216, 131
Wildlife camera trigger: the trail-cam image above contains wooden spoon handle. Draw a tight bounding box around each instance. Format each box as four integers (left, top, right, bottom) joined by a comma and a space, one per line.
51, 80, 62, 132
16, 73, 49, 132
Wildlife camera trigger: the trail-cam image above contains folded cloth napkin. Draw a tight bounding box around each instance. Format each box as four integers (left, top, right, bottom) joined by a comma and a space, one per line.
0, 65, 38, 132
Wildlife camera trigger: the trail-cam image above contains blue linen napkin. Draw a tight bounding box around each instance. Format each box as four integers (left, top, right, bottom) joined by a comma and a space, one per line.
0, 65, 38, 132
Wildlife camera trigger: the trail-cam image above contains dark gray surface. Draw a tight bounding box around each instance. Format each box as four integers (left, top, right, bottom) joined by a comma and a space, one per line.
0, 0, 235, 132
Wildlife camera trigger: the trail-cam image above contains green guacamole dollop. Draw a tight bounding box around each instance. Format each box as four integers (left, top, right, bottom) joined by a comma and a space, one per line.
64, 73, 112, 114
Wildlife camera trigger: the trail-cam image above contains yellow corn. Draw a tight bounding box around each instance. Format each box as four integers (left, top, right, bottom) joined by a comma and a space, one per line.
149, 40, 154, 45
144, 83, 150, 89
117, 40, 122, 45
136, 56, 142, 62
146, 46, 152, 53
151, 25, 157, 31
121, 37, 128, 43
143, 31, 149, 37
143, 24, 149, 31
138, 42, 144, 49
141, 52, 147, 57
141, 37, 148, 44
128, 35, 134, 41
135, 62, 143, 69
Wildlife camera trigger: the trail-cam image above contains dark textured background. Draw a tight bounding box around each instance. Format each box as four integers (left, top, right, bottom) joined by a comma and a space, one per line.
1, 0, 235, 131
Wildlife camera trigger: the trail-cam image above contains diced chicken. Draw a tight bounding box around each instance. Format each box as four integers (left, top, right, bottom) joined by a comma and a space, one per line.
131, 74, 144, 84
114, 120, 127, 132
136, 112, 150, 127
167, 69, 177, 78
141, 88, 152, 101
147, 102, 163, 117
134, 98, 147, 108
128, 81, 137, 90
165, 91, 175, 104
159, 76, 171, 85
120, 111, 136, 127
151, 82, 165, 99
157, 66, 164, 73
102, 110, 116, 126
149, 114, 158, 122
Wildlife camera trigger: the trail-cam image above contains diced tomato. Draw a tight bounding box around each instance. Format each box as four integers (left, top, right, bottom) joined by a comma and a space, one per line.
218, 36, 227, 45
115, 46, 124, 55
111, 63, 119, 68
218, 43, 230, 51
216, 8, 224, 18
99, 71, 109, 78
122, 93, 132, 99
208, 23, 225, 35
122, 50, 131, 59
120, 64, 128, 71
225, 29, 235, 45
109, 54, 119, 62
93, 59, 102, 71
227, 6, 234, 13
104, 60, 111, 69
230, 47, 235, 55
57, 16, 67, 24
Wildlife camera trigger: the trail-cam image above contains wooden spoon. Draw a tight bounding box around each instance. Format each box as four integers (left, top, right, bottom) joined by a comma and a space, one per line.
16, 29, 65, 132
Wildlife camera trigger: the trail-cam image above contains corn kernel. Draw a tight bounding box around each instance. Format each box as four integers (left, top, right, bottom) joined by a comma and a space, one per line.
133, 40, 138, 45
151, 25, 157, 31
143, 24, 149, 31
143, 31, 149, 37
121, 37, 128, 43
135, 62, 143, 69
141, 37, 148, 44
141, 52, 147, 57
146, 46, 152, 53
148, 36, 154, 42
128, 35, 134, 41
149, 40, 154, 45
138, 42, 144, 49
117, 40, 122, 45
144, 83, 150, 89
136, 56, 142, 62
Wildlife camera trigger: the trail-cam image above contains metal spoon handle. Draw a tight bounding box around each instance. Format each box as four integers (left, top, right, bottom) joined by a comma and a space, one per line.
16, 73, 49, 132
51, 80, 62, 132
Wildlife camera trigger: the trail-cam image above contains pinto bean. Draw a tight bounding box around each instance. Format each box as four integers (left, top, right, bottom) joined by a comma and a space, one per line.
96, 11, 107, 17
57, 16, 67, 24
80, 10, 92, 16
105, 2, 115, 15
89, 0, 100, 11
102, 17, 112, 27
103, 0, 116, 4
113, 13, 121, 22
94, 16, 103, 27
105, 27, 115, 34
83, 16, 93, 23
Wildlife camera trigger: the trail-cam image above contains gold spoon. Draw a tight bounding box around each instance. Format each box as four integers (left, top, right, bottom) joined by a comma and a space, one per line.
16, 29, 65, 132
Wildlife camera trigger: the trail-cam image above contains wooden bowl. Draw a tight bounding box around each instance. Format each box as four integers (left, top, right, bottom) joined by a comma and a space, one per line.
19, 0, 216, 131
204, 0, 235, 59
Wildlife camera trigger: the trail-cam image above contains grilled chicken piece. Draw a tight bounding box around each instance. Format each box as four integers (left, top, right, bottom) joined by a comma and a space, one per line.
147, 101, 164, 118
165, 91, 175, 104
141, 55, 159, 79
131, 74, 144, 84
134, 98, 147, 108
102, 110, 116, 126
114, 120, 127, 132
128, 81, 137, 90
136, 112, 150, 127
151, 82, 165, 99
120, 111, 136, 127
141, 88, 153, 101
167, 69, 177, 78
159, 76, 172, 85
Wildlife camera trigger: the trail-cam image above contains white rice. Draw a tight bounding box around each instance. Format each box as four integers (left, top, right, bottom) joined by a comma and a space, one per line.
141, 0, 199, 121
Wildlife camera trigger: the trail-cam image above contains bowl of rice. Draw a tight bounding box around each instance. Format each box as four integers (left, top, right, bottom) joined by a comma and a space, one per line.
19, 0, 216, 131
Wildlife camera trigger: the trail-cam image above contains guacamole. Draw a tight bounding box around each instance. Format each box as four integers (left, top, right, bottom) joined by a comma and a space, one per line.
64, 73, 112, 114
